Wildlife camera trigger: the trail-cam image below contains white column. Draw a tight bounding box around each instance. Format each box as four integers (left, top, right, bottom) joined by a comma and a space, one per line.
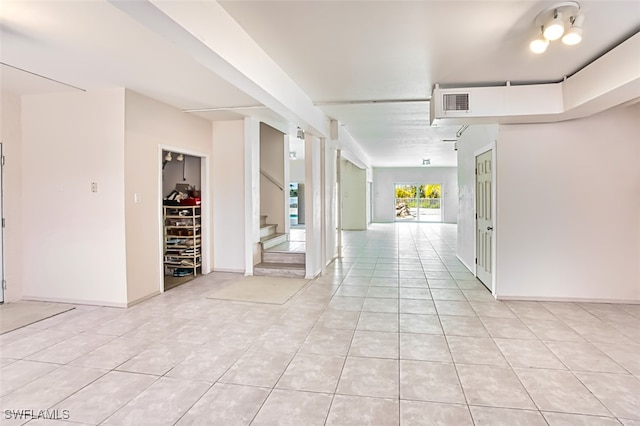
304, 135, 322, 278
243, 117, 260, 275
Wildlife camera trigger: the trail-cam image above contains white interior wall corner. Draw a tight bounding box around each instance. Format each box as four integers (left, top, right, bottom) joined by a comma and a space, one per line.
0, 92, 24, 302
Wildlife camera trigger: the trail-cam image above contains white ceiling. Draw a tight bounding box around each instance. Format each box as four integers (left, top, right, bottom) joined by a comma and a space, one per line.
1, 1, 638, 167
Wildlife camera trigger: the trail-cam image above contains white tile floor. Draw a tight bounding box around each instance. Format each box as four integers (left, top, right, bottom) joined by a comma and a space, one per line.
1, 223, 639, 425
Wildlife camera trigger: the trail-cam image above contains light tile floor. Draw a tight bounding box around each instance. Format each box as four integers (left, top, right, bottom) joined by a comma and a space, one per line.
1, 223, 639, 425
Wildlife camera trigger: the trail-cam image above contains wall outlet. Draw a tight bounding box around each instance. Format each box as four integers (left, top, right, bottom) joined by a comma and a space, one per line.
91, 182, 98, 193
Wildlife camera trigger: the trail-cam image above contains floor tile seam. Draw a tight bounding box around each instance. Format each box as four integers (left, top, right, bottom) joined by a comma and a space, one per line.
515, 362, 618, 419
241, 340, 306, 425
332, 389, 398, 401
435, 300, 476, 416
536, 337, 630, 376
37, 366, 117, 425
538, 407, 627, 421
269, 281, 360, 417
111, 339, 209, 377
3, 331, 84, 360
0, 361, 68, 400
162, 377, 217, 426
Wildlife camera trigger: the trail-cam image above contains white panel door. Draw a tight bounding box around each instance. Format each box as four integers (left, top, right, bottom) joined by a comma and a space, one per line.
476, 150, 493, 289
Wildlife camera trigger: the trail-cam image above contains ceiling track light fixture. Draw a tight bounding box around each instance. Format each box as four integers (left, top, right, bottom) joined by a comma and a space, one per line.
164, 152, 184, 162
530, 1, 584, 54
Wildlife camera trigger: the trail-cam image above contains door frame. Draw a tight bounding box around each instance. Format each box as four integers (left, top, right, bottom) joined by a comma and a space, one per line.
157, 145, 211, 294
474, 143, 497, 296
393, 182, 444, 223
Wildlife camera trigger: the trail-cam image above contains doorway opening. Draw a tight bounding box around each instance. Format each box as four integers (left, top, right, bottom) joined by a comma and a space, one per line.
162, 150, 203, 291
288, 134, 305, 245
394, 183, 442, 222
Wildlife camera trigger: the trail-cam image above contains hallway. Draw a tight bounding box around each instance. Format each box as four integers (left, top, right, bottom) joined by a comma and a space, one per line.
0, 223, 638, 425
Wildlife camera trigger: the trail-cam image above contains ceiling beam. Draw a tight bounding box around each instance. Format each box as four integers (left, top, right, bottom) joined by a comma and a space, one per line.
109, 0, 331, 137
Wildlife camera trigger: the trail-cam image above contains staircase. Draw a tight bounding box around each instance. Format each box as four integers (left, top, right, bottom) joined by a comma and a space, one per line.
254, 215, 306, 278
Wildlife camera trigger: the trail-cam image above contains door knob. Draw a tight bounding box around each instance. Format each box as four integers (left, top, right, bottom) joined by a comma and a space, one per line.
487, 226, 493, 231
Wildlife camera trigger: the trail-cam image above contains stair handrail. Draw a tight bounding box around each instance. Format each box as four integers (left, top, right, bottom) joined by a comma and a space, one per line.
260, 168, 284, 191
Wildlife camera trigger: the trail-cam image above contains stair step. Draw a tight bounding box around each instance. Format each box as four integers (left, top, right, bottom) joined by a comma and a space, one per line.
254, 262, 305, 278
260, 224, 278, 238
260, 215, 268, 227
262, 251, 305, 264
260, 233, 288, 250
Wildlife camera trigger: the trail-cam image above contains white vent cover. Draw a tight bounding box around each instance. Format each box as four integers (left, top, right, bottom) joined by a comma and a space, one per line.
443, 93, 469, 111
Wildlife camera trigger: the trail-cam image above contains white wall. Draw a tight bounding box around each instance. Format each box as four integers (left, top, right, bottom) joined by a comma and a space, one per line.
162, 153, 201, 197
496, 103, 640, 302
342, 159, 367, 230
260, 123, 285, 233
290, 159, 305, 182
0, 93, 24, 302
21, 90, 128, 306
373, 167, 458, 223
124, 90, 213, 304
212, 119, 246, 273
305, 135, 322, 278
456, 125, 499, 271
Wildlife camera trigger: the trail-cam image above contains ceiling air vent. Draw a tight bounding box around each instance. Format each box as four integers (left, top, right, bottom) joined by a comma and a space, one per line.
443, 93, 469, 112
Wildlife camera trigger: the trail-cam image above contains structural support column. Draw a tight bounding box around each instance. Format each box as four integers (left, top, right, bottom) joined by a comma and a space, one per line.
320, 138, 327, 275
243, 117, 260, 275
336, 149, 342, 259
304, 135, 322, 278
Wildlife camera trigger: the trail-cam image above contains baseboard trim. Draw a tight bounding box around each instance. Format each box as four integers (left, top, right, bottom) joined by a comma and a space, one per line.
456, 254, 475, 275
496, 295, 640, 304
22, 295, 128, 309
126, 291, 160, 308
213, 268, 245, 274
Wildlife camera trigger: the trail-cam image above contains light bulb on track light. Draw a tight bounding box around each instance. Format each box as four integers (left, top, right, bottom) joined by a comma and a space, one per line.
562, 13, 584, 45
543, 10, 565, 41
530, 34, 549, 53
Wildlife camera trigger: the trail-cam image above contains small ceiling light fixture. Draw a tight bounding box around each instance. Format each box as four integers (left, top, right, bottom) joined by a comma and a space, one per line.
530, 29, 550, 54
530, 2, 583, 54
176, 153, 184, 162
562, 13, 585, 45
543, 9, 565, 41
164, 152, 172, 162
422, 159, 431, 166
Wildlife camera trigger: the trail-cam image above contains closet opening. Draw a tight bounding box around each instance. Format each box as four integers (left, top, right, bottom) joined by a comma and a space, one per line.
161, 150, 203, 291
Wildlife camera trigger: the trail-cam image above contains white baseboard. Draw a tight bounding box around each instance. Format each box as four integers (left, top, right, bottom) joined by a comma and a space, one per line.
456, 254, 475, 275
496, 295, 640, 304
213, 268, 245, 274
22, 295, 128, 309
126, 291, 160, 308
